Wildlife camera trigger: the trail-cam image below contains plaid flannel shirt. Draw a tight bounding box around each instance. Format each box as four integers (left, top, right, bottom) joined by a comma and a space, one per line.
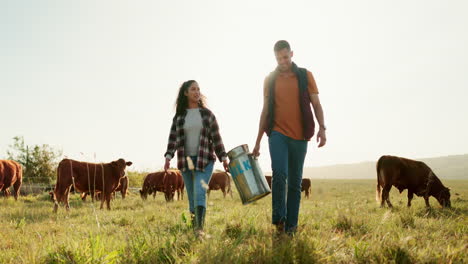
164, 108, 227, 172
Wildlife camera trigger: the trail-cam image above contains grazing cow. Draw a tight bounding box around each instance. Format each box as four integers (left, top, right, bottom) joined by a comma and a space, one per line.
115, 176, 129, 199
208, 172, 232, 198
53, 158, 132, 212
139, 171, 166, 200
302, 178, 311, 199
265, 175, 311, 198
164, 170, 185, 201
376, 155, 451, 208
169, 170, 184, 201
0, 160, 23, 200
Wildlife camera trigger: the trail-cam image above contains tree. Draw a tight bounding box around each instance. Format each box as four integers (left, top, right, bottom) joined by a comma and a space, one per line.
7, 136, 62, 184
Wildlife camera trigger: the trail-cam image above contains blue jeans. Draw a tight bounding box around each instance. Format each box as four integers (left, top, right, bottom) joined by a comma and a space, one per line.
181, 156, 214, 213
268, 131, 308, 233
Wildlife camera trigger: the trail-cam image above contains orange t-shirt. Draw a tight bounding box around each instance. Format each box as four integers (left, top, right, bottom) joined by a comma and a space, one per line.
264, 70, 319, 140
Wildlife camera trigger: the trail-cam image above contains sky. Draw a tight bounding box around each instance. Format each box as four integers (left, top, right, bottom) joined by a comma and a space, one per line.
1, 0, 467, 173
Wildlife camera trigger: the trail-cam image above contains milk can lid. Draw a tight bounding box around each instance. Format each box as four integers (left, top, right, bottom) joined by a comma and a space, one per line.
227, 144, 249, 159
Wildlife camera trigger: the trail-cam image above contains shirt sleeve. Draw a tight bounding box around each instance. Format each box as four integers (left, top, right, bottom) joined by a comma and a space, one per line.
307, 71, 319, 95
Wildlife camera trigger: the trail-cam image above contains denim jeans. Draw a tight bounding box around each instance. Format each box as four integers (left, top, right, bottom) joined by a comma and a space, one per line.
268, 131, 308, 232
181, 156, 214, 213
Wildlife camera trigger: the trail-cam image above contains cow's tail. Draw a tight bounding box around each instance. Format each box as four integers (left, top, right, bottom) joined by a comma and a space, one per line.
376, 157, 383, 203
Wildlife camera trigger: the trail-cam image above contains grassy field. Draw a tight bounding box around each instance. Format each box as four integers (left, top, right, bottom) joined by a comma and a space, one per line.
0, 179, 466, 263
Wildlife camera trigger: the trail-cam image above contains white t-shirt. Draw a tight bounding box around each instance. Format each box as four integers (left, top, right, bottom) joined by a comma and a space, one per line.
184, 108, 203, 156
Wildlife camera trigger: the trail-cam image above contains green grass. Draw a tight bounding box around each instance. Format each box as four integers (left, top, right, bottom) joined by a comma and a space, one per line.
0, 180, 467, 263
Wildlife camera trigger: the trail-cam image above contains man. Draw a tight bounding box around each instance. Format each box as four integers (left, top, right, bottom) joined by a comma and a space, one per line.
252, 40, 327, 235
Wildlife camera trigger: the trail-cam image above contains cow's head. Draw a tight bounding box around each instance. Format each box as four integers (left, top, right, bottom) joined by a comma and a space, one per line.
139, 189, 147, 200
111, 159, 133, 177
436, 187, 451, 208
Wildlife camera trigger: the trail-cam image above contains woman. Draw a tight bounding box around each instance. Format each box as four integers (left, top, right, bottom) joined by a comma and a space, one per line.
164, 80, 229, 237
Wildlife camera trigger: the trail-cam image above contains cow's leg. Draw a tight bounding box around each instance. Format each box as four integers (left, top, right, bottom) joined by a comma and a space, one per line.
105, 193, 112, 210
64, 187, 71, 211
53, 191, 61, 212
53, 189, 62, 213
381, 185, 393, 208
306, 189, 310, 199
222, 187, 227, 198
13, 179, 22, 201
407, 191, 414, 207
424, 196, 431, 208
100, 194, 105, 209
3, 188, 10, 199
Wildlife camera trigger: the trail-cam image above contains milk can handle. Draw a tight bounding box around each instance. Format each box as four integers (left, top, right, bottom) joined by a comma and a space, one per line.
247, 153, 258, 160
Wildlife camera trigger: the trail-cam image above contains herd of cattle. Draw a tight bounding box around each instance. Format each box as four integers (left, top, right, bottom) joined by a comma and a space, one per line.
0, 155, 452, 212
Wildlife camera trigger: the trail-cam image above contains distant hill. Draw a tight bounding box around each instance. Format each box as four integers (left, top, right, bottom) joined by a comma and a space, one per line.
303, 154, 468, 180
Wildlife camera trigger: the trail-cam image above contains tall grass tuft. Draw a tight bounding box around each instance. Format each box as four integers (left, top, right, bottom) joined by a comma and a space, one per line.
45, 234, 119, 264
332, 214, 353, 233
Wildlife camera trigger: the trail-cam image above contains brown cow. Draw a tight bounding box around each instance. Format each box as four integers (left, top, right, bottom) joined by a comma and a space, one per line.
139, 171, 166, 200
53, 158, 132, 212
265, 175, 311, 198
376, 155, 451, 208
164, 170, 183, 201
169, 170, 184, 201
208, 172, 232, 198
0, 160, 23, 200
302, 178, 311, 199
115, 176, 129, 199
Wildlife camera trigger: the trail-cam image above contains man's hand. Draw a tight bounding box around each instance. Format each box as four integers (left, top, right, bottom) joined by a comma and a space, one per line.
164, 158, 170, 172
317, 129, 327, 148
252, 143, 261, 157
223, 159, 229, 172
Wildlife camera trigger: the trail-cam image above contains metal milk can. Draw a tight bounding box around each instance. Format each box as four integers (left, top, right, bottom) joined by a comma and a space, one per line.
227, 144, 271, 205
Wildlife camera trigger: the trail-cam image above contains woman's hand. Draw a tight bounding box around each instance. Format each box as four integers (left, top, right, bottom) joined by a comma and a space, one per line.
222, 159, 229, 172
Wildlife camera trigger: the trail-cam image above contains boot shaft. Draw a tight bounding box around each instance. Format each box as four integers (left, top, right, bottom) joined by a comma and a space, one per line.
195, 206, 206, 230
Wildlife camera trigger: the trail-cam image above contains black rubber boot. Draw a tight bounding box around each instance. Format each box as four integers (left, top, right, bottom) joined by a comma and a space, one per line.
195, 206, 205, 230
194, 206, 206, 238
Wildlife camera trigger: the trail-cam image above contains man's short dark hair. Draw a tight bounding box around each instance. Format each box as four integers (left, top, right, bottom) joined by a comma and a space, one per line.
274, 40, 291, 52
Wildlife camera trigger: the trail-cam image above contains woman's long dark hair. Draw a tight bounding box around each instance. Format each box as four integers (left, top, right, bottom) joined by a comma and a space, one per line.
175, 80, 207, 116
